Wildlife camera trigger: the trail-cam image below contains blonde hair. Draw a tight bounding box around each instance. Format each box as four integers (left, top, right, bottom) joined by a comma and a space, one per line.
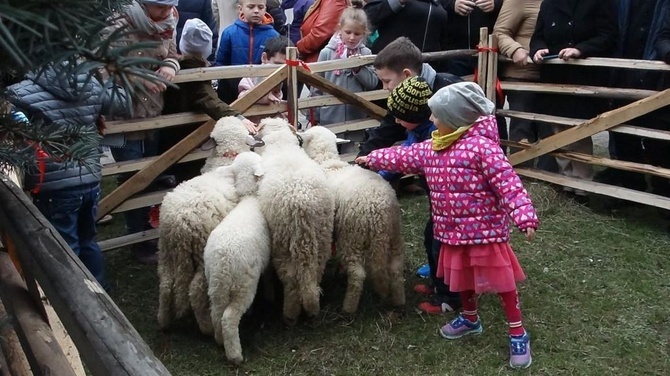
338, 0, 369, 33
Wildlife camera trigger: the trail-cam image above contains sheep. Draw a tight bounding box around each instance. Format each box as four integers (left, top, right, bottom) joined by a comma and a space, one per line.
201, 116, 258, 174
156, 116, 261, 335
203, 194, 269, 365
255, 117, 335, 325
301, 126, 406, 314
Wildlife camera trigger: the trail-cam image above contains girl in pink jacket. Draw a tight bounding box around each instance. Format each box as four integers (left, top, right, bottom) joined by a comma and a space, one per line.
356, 81, 538, 369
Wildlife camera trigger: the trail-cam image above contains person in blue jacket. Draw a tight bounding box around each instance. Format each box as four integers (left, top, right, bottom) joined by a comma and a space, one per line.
215, 0, 280, 103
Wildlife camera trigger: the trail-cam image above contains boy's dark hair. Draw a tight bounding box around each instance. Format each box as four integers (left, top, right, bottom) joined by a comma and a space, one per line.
264, 36, 293, 57
373, 37, 423, 74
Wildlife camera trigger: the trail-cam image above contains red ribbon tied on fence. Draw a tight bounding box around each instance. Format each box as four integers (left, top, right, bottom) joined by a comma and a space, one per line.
472, 44, 505, 106
31, 144, 48, 194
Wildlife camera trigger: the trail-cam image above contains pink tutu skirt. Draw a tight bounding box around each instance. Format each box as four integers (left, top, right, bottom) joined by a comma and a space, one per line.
436, 242, 525, 294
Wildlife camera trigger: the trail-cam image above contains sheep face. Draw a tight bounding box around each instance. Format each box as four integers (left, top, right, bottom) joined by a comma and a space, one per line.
231, 152, 264, 196
210, 116, 252, 157
301, 126, 340, 163
256, 117, 299, 149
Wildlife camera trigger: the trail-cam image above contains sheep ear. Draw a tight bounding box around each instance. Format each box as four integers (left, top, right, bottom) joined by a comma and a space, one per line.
246, 134, 265, 148
299, 132, 312, 144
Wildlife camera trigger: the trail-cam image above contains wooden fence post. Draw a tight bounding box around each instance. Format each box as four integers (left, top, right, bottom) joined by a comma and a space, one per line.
485, 34, 498, 103
286, 47, 300, 129
476, 27, 488, 89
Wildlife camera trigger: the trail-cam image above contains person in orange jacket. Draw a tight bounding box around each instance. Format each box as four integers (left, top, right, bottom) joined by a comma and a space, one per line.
296, 0, 350, 63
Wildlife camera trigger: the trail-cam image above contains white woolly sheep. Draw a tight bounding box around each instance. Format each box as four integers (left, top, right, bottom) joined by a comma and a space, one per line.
156, 142, 262, 336
301, 126, 406, 313
204, 194, 269, 365
255, 117, 335, 325
201, 116, 256, 174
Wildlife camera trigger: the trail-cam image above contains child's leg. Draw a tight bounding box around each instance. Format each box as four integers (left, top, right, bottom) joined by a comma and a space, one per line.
77, 183, 106, 287
498, 290, 525, 336
460, 290, 479, 322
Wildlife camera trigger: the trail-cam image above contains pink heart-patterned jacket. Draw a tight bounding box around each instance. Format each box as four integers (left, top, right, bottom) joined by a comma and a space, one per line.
367, 115, 539, 245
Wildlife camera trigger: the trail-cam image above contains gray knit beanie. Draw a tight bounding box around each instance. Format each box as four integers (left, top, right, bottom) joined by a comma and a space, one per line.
179, 18, 213, 59
427, 82, 495, 129
141, 0, 179, 6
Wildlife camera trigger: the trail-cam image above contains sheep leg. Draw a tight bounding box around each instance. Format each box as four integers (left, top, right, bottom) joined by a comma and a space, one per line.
366, 233, 392, 302
190, 266, 214, 336
387, 234, 406, 307
156, 253, 175, 329
221, 283, 257, 366
209, 293, 226, 346
282, 280, 302, 326
342, 260, 366, 314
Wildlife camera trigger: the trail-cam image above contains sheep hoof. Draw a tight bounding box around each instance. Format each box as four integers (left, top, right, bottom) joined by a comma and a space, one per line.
227, 355, 244, 366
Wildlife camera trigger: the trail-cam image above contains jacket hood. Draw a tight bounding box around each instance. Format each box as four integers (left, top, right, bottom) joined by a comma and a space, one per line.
31, 67, 93, 102
237, 12, 275, 28
419, 63, 437, 89
463, 115, 500, 144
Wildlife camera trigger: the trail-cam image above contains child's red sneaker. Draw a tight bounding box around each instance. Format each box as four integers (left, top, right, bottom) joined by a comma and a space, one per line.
413, 284, 434, 296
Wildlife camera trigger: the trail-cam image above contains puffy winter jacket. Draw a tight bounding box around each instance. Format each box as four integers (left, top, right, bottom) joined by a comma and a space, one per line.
281, 0, 316, 45
5, 68, 128, 192
215, 15, 280, 66
367, 115, 538, 245
297, 0, 349, 63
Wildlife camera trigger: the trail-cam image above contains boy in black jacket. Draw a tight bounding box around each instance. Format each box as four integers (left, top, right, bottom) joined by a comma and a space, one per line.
358, 37, 462, 315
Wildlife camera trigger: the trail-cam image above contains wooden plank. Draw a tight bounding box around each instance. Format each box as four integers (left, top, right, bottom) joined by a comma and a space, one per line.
287, 47, 300, 128
422, 49, 477, 62
97, 65, 288, 219
485, 33, 497, 102
499, 109, 670, 141
516, 167, 670, 210
504, 140, 670, 179
297, 89, 389, 109
0, 296, 31, 376
297, 68, 386, 120
501, 81, 658, 100
539, 56, 670, 71
0, 252, 77, 376
326, 119, 380, 135
105, 112, 210, 135
244, 102, 288, 117
0, 176, 171, 375
99, 229, 159, 252
476, 27, 488, 90
508, 88, 670, 166
112, 190, 169, 214
102, 150, 210, 176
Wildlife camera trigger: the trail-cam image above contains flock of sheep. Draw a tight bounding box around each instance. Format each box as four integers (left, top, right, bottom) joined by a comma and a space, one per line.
155, 117, 406, 365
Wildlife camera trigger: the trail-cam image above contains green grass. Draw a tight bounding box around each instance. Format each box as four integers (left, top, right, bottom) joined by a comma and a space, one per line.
99, 180, 670, 375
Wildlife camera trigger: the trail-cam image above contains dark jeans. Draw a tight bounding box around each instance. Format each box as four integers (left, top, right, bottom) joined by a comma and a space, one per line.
110, 139, 156, 235
33, 183, 105, 286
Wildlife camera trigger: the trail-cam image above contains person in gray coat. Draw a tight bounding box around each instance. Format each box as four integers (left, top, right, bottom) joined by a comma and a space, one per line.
5, 66, 128, 289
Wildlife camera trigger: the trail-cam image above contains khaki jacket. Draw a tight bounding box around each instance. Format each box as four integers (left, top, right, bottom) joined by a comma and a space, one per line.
493, 0, 542, 80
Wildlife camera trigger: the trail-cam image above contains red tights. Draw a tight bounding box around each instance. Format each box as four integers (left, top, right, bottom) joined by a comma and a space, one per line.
460, 290, 525, 336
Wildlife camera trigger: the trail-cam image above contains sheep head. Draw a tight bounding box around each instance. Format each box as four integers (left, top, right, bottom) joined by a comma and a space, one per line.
210, 116, 255, 158
231, 151, 264, 197
300, 126, 340, 164
256, 117, 299, 151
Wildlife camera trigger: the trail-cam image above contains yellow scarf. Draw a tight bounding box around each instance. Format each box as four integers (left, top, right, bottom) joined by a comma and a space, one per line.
431, 126, 472, 151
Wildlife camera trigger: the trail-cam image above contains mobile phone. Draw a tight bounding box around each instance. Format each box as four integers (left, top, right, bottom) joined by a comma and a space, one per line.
543, 54, 560, 60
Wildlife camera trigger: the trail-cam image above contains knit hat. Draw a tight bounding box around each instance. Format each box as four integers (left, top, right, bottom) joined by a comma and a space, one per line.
141, 0, 179, 5
179, 18, 213, 59
387, 76, 433, 124
427, 82, 495, 129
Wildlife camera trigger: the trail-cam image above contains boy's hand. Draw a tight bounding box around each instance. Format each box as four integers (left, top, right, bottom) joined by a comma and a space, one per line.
454, 0, 476, 16
524, 228, 535, 241
241, 118, 258, 134
475, 0, 495, 13
533, 49, 549, 63
157, 66, 176, 82
558, 47, 581, 61
512, 48, 529, 66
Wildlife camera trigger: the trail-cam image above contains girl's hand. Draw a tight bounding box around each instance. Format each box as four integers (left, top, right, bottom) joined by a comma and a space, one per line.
143, 79, 166, 94
454, 0, 476, 16
524, 228, 536, 241
475, 0, 495, 13
354, 156, 368, 166
241, 118, 258, 134
267, 93, 283, 104
512, 48, 529, 66
533, 49, 549, 63
558, 47, 581, 61
157, 66, 176, 82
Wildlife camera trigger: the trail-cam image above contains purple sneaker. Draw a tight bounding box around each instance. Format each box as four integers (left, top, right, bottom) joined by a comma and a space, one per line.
439, 314, 483, 339
509, 331, 532, 369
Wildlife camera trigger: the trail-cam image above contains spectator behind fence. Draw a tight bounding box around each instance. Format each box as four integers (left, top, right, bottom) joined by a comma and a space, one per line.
281, 0, 316, 46
212, 0, 237, 34
596, 0, 670, 196
162, 18, 258, 182
364, 0, 449, 70
493, 0, 556, 172
357, 37, 463, 316
176, 0, 219, 60
296, 0, 350, 63
215, 0, 280, 104
4, 66, 129, 289
357, 82, 538, 370
102, 0, 181, 265
238, 36, 292, 123
312, 0, 378, 153
530, 0, 617, 203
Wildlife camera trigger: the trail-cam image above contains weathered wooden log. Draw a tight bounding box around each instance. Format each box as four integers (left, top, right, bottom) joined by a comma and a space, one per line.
0, 252, 76, 375
0, 297, 31, 376
0, 175, 171, 375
